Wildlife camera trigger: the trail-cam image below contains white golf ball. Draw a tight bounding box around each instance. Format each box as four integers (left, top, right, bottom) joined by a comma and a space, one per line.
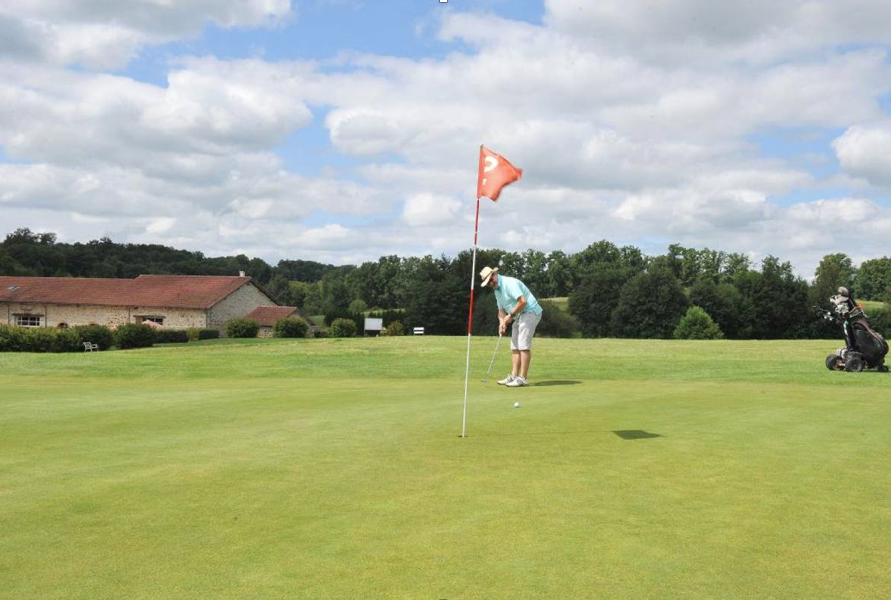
513, 401, 521, 408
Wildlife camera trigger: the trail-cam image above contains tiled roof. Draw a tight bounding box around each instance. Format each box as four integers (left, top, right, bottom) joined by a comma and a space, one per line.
244, 306, 299, 327
0, 275, 259, 309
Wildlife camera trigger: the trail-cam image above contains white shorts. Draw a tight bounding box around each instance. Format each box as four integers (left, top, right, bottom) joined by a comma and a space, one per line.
511, 311, 542, 351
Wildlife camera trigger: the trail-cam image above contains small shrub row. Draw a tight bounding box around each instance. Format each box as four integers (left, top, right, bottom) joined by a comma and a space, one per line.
0, 324, 114, 352
115, 323, 156, 349
154, 329, 190, 344
0, 323, 228, 352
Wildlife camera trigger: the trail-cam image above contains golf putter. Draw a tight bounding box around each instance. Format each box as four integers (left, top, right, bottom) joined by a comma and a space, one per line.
481, 334, 503, 382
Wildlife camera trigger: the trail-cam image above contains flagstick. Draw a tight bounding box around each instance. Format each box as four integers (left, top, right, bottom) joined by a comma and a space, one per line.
462, 194, 482, 439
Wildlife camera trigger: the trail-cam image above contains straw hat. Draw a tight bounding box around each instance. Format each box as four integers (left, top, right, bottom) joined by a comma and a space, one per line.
479, 266, 498, 287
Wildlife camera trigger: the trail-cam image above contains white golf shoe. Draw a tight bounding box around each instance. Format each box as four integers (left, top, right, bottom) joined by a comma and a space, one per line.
506, 377, 528, 387
497, 374, 516, 385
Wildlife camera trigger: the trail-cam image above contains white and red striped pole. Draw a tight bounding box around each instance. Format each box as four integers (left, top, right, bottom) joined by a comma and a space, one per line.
461, 196, 482, 438
461, 146, 487, 438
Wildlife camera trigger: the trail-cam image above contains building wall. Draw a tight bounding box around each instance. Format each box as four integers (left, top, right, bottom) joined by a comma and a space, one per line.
207, 283, 276, 332
258, 326, 274, 338
2, 302, 206, 329
130, 306, 207, 329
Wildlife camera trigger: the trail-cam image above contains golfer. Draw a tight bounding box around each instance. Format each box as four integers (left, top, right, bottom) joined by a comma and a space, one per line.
479, 266, 543, 387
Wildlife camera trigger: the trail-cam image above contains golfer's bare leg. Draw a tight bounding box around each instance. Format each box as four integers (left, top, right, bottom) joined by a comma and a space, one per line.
520, 350, 531, 379
511, 350, 520, 377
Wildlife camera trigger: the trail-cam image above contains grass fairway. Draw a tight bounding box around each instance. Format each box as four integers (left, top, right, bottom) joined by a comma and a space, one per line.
2, 337, 890, 599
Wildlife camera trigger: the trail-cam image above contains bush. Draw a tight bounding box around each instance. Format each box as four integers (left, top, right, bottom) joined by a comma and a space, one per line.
198, 329, 220, 340
226, 318, 259, 338
537, 301, 581, 338
312, 328, 329, 339
0, 325, 28, 352
273, 317, 309, 338
324, 310, 364, 332
673, 306, 725, 340
329, 318, 357, 338
154, 329, 190, 344
384, 320, 406, 336
115, 323, 156, 349
73, 324, 114, 350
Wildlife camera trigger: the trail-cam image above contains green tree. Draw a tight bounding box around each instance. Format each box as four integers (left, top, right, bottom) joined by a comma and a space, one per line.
689, 279, 753, 339
673, 306, 724, 340
813, 253, 856, 298
856, 257, 891, 300
0, 247, 34, 275
349, 299, 368, 313
545, 250, 572, 297
266, 275, 292, 305
568, 268, 628, 337
610, 267, 689, 338
749, 256, 810, 339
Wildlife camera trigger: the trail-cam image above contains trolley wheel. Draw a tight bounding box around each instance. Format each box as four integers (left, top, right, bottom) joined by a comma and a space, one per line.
844, 353, 864, 373
825, 354, 842, 371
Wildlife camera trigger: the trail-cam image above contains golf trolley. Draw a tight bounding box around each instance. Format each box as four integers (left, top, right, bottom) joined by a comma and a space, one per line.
824, 287, 889, 373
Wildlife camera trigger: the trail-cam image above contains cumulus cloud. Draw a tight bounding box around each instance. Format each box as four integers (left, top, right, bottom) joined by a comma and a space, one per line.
544, 0, 891, 65
832, 125, 891, 189
0, 0, 292, 69
2, 0, 891, 275
401, 193, 462, 227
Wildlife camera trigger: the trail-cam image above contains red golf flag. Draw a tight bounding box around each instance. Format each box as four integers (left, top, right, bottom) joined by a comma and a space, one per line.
477, 146, 522, 201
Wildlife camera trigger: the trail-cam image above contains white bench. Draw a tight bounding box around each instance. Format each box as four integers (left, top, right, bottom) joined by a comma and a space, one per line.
413, 327, 425, 335
83, 341, 99, 352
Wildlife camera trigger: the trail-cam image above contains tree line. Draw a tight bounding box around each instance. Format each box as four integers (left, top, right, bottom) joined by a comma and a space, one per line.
3, 228, 891, 338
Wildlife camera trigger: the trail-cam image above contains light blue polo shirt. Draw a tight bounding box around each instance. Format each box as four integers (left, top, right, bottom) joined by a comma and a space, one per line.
494, 275, 542, 316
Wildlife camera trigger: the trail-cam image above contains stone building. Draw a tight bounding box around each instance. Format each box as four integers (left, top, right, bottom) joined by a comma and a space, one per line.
244, 306, 303, 337
0, 274, 279, 332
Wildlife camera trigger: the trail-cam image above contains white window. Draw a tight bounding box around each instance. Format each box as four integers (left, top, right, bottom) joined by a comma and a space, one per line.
140, 316, 165, 325
15, 315, 42, 327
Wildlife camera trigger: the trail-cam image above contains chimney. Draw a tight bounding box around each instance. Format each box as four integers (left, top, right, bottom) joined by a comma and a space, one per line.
239, 271, 246, 277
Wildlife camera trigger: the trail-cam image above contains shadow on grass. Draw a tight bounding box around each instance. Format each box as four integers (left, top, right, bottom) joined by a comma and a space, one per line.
531, 380, 582, 387
465, 429, 665, 438
612, 430, 661, 440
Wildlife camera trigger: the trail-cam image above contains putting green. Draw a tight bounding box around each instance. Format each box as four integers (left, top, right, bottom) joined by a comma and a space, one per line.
1, 338, 889, 599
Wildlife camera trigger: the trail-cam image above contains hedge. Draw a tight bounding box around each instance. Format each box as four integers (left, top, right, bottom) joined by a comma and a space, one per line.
115, 323, 156, 349
154, 329, 190, 344
0, 324, 114, 353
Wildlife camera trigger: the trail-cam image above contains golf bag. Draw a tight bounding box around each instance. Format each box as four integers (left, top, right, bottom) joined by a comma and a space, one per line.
825, 288, 889, 372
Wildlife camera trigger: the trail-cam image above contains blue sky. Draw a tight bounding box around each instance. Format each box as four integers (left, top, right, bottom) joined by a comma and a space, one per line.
2, 0, 891, 274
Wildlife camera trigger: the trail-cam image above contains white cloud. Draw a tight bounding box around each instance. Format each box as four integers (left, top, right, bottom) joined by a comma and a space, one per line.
401, 193, 461, 227
833, 125, 891, 189
2, 0, 891, 276
0, 0, 292, 69
543, 0, 891, 65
